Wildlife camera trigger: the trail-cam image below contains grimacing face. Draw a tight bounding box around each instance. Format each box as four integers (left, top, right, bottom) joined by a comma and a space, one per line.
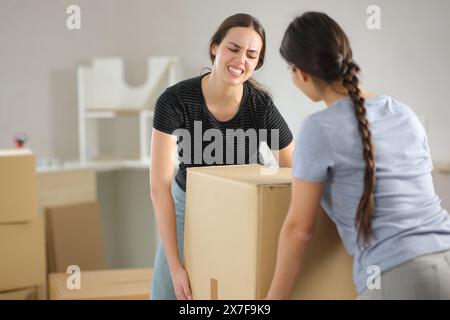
211, 26, 263, 86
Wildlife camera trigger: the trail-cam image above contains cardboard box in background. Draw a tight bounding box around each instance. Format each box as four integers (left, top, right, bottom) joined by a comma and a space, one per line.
48, 268, 152, 300
0, 287, 37, 300
0, 149, 37, 223
36, 168, 97, 299
185, 164, 356, 300
45, 201, 106, 273
0, 218, 46, 292
37, 170, 97, 216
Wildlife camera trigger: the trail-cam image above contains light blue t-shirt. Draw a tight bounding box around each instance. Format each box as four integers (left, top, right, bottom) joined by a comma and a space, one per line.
292, 95, 450, 294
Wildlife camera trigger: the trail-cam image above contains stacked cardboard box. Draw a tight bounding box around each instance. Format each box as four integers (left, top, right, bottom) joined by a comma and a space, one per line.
40, 169, 154, 300
0, 287, 37, 300
45, 201, 106, 273
0, 149, 46, 299
48, 268, 152, 300
37, 169, 97, 216
37, 168, 98, 299
184, 164, 356, 300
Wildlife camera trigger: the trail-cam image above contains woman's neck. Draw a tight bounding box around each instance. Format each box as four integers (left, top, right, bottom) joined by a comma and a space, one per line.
203, 71, 243, 106
321, 83, 375, 107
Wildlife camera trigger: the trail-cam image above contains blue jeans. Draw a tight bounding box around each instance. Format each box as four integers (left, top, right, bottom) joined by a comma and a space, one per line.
150, 181, 186, 300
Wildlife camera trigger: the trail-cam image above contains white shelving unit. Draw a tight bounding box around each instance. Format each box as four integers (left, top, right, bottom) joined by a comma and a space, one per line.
77, 56, 179, 163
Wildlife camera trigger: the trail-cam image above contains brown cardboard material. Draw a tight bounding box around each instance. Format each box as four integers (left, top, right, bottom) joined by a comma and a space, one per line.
0, 149, 37, 223
45, 201, 106, 273
0, 218, 46, 291
37, 169, 96, 299
184, 164, 356, 300
0, 287, 37, 300
37, 169, 97, 216
48, 268, 152, 300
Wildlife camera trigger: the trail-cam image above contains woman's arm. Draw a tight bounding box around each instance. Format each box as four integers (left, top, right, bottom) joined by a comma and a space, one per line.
266, 178, 324, 299
150, 128, 192, 300
277, 141, 294, 167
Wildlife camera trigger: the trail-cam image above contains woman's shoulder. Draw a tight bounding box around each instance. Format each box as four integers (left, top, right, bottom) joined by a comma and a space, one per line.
163, 75, 202, 98
245, 80, 275, 110
364, 94, 420, 121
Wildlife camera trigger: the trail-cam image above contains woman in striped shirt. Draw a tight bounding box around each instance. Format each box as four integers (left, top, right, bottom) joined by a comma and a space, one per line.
150, 13, 294, 300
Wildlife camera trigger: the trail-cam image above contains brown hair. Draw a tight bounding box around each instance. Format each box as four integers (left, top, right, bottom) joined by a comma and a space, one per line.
280, 12, 376, 245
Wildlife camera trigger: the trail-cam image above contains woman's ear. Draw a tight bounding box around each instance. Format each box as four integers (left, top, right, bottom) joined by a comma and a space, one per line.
211, 44, 218, 57
294, 67, 309, 83
290, 67, 321, 102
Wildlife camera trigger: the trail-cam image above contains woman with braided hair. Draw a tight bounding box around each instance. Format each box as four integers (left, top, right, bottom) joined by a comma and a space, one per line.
266, 12, 450, 299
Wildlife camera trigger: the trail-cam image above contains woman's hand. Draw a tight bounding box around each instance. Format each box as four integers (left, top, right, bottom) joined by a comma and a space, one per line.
171, 264, 193, 300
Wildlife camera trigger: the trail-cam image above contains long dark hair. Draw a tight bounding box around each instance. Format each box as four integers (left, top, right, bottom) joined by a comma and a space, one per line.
208, 13, 269, 93
280, 12, 376, 245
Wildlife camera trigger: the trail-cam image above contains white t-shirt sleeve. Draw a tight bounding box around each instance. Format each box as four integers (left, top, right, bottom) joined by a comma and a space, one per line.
292, 115, 335, 182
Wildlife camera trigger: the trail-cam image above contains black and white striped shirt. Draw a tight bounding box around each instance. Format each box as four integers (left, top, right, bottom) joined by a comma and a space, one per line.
153, 73, 293, 191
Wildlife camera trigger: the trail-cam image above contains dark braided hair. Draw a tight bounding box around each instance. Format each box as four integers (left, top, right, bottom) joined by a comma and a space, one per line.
280, 12, 376, 245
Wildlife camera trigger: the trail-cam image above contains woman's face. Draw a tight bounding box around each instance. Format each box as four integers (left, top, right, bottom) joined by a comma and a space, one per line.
211, 27, 263, 86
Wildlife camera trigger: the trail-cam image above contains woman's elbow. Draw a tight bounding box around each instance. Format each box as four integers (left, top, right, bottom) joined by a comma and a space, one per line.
278, 142, 294, 168
282, 219, 315, 242
150, 183, 169, 203
279, 157, 292, 168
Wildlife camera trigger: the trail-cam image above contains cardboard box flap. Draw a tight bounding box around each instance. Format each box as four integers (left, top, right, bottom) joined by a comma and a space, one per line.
187, 164, 291, 187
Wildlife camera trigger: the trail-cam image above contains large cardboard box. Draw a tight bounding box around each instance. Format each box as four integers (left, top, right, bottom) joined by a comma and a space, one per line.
0, 287, 37, 300
48, 268, 152, 300
0, 149, 37, 223
185, 164, 356, 300
0, 218, 46, 291
45, 201, 106, 273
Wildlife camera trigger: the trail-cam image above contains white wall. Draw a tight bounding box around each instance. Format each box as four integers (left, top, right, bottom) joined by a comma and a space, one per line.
434, 172, 450, 212
1, 0, 449, 162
